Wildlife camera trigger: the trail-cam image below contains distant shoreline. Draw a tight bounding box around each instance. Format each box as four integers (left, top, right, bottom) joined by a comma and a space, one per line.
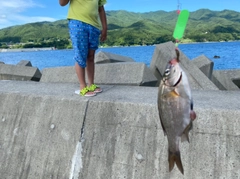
1, 41, 240, 53
0, 47, 56, 53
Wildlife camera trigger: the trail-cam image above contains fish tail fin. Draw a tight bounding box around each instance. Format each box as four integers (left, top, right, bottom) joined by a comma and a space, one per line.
168, 150, 184, 174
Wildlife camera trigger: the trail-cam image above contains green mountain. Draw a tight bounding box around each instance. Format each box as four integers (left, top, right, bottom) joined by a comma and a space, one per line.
0, 9, 240, 48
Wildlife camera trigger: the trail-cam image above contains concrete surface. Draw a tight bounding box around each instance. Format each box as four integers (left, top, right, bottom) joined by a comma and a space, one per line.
17, 60, 32, 67
212, 70, 240, 90
0, 63, 42, 81
95, 51, 135, 64
150, 41, 219, 90
192, 55, 214, 79
40, 62, 157, 86
0, 80, 240, 179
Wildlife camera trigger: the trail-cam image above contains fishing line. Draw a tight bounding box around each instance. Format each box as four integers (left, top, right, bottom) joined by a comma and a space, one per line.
177, 0, 181, 15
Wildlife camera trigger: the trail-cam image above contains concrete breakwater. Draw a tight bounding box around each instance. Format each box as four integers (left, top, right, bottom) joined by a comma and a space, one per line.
0, 81, 240, 179
0, 41, 240, 179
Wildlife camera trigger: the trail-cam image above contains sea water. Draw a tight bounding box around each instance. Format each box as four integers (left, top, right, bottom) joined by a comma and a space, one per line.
0, 41, 239, 70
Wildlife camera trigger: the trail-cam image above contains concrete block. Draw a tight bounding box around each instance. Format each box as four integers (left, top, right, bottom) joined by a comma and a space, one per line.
40, 63, 158, 86
95, 51, 135, 64
192, 55, 214, 79
95, 62, 157, 86
17, 60, 32, 67
40, 66, 75, 83
0, 81, 240, 179
0, 63, 42, 81
150, 41, 219, 90
211, 70, 240, 90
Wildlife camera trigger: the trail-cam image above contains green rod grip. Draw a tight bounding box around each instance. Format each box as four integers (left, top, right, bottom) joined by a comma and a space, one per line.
173, 10, 190, 40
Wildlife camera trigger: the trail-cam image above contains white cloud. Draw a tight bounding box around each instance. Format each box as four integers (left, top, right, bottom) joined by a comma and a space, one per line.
0, 0, 56, 29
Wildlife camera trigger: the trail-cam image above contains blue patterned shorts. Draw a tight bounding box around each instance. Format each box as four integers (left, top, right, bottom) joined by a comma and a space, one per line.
68, 19, 101, 68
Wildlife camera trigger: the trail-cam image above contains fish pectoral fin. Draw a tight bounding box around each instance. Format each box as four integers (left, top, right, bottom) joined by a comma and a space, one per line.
168, 150, 184, 174
173, 88, 180, 96
181, 121, 193, 143
166, 89, 180, 98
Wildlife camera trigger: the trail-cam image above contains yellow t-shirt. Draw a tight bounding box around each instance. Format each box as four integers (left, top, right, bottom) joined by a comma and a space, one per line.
67, 0, 107, 29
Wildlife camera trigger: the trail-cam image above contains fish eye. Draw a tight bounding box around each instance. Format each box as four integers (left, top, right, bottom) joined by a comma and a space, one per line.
165, 69, 170, 76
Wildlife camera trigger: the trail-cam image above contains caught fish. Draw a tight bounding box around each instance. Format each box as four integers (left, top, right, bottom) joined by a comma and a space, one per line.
158, 49, 196, 174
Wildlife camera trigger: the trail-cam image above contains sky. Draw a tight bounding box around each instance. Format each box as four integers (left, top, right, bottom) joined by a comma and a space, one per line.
0, 0, 240, 29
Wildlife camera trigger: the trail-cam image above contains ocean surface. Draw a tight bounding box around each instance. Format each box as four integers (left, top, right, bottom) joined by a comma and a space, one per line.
0, 41, 240, 70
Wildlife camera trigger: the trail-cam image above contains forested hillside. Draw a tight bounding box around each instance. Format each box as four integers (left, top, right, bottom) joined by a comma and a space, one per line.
0, 9, 240, 49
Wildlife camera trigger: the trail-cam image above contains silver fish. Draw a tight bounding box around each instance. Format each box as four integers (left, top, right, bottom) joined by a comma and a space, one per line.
158, 49, 196, 174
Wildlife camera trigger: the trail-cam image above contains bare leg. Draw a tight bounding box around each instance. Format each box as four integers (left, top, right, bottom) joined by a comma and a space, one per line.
86, 50, 102, 92
75, 62, 96, 96
75, 62, 86, 90
86, 49, 95, 86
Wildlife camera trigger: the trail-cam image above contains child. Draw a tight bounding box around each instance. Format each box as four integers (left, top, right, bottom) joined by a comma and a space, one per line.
59, 0, 107, 96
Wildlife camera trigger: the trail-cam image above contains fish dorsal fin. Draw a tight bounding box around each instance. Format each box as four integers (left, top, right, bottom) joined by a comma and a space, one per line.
159, 116, 167, 136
